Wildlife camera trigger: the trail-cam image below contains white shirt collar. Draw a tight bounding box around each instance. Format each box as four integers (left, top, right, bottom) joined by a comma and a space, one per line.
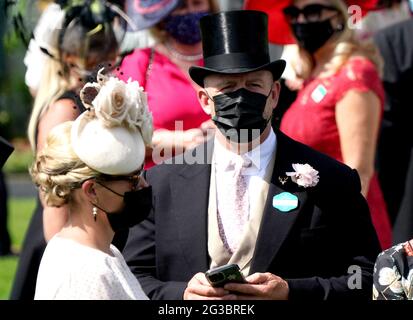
214, 129, 277, 174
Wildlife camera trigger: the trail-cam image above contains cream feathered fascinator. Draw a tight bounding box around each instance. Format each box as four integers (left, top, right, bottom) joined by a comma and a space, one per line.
71, 69, 153, 175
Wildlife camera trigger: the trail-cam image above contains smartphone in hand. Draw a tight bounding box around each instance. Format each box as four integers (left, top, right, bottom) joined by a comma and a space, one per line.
205, 264, 247, 287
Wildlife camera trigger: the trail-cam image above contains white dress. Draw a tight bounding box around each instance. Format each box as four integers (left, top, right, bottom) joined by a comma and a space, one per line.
34, 235, 149, 300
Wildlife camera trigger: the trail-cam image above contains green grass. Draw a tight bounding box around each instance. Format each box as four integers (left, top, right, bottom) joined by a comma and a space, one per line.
3, 149, 33, 174
0, 257, 18, 300
0, 197, 36, 299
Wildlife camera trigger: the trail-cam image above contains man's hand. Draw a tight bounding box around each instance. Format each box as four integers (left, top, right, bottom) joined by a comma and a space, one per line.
223, 272, 289, 300
184, 272, 237, 300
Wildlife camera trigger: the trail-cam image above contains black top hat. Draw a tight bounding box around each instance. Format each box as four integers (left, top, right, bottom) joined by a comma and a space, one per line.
189, 10, 286, 87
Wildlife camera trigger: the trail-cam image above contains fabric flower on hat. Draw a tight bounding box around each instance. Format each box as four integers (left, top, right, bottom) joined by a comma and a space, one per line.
92, 76, 131, 126
80, 68, 153, 146
72, 69, 153, 175
124, 78, 153, 145
286, 163, 319, 188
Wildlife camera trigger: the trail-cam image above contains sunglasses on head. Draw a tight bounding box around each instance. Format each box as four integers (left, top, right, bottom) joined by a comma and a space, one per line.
283, 4, 339, 23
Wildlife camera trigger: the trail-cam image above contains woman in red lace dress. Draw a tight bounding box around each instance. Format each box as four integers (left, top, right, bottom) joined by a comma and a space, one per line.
278, 0, 392, 249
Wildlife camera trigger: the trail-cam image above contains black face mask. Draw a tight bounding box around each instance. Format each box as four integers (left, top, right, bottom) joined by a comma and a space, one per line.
291, 18, 342, 54
94, 184, 153, 233
210, 88, 272, 143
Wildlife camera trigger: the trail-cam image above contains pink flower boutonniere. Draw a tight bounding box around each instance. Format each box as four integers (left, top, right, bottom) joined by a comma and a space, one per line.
286, 163, 319, 188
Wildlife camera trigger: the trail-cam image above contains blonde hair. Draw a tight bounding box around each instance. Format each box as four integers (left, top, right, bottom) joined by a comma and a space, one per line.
150, 0, 220, 43
27, 17, 119, 153
27, 57, 72, 153
30, 121, 99, 207
291, 0, 383, 80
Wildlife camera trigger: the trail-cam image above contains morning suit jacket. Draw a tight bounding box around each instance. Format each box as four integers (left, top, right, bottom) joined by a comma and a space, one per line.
374, 18, 413, 224
122, 129, 381, 300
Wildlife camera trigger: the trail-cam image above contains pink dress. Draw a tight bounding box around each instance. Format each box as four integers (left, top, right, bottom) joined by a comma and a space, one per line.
280, 57, 392, 250
118, 48, 210, 168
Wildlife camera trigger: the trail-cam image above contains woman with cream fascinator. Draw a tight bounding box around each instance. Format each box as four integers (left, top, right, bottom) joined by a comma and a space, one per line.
32, 69, 153, 300
12, 0, 131, 300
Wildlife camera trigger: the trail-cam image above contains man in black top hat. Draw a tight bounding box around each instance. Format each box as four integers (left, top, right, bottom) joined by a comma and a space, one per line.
123, 10, 381, 300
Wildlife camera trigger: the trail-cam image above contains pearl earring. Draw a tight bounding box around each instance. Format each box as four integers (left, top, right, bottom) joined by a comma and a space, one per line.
93, 207, 98, 222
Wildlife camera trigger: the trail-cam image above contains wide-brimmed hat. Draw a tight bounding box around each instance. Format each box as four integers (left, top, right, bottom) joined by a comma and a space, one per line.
71, 69, 153, 175
189, 10, 286, 87
244, 0, 379, 44
125, 0, 182, 31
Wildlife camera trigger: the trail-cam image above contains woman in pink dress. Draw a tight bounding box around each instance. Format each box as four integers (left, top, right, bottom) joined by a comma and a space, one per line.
119, 0, 219, 168
271, 0, 392, 249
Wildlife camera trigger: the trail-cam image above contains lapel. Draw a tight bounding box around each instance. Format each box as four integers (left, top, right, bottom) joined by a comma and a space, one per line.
170, 141, 213, 274
207, 157, 232, 268
250, 130, 309, 274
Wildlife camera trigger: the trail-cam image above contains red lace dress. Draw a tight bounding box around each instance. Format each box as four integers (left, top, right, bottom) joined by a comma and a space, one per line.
280, 57, 392, 249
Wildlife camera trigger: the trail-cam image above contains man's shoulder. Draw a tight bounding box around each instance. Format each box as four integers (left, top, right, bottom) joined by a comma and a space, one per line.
375, 18, 413, 40
276, 130, 352, 171
145, 160, 189, 178
276, 131, 360, 193
374, 18, 413, 56
145, 141, 213, 181
146, 133, 360, 192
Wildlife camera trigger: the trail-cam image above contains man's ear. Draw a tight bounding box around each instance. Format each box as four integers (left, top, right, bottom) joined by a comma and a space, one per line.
81, 179, 98, 203
198, 89, 213, 115
271, 81, 281, 109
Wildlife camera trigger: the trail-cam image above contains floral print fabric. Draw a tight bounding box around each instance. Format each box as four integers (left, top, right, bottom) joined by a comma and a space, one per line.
373, 240, 413, 300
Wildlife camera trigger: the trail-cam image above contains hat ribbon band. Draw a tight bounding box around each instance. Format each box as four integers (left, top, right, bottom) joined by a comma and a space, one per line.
204, 52, 270, 71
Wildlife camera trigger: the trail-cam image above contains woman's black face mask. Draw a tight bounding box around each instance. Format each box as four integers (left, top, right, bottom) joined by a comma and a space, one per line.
284, 4, 343, 54
209, 88, 272, 143
94, 183, 153, 233
291, 17, 344, 54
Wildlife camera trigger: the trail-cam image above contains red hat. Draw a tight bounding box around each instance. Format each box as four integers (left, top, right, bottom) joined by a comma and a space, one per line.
244, 0, 379, 45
